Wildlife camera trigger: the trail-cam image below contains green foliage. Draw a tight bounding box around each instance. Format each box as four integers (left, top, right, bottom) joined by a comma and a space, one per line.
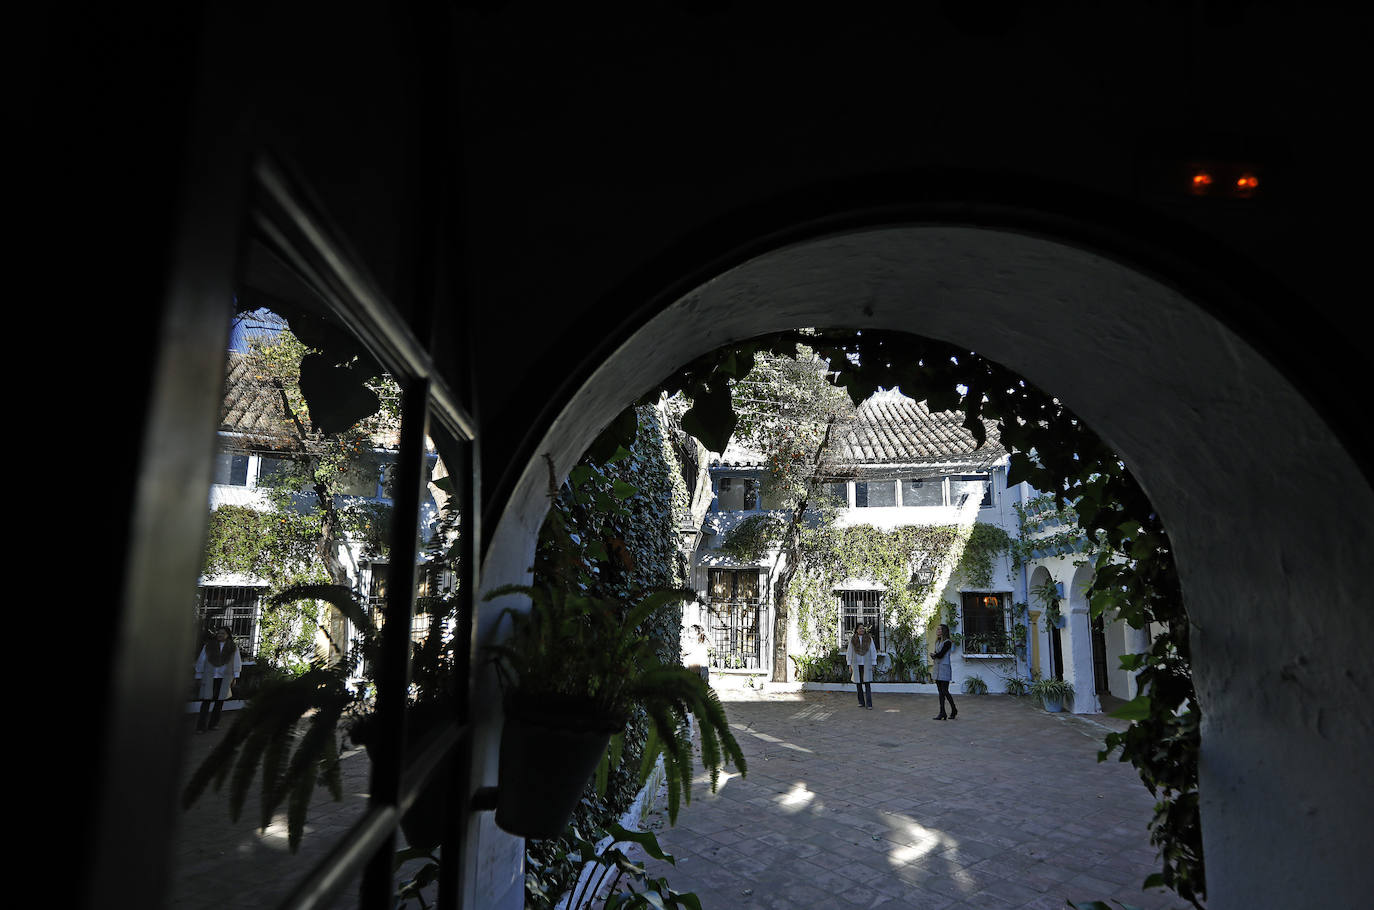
962, 674, 989, 695
1002, 675, 1029, 696
1031, 577, 1064, 628
203, 504, 312, 577
792, 524, 963, 657
528, 821, 704, 910
718, 513, 783, 563
1011, 494, 1101, 568
882, 633, 931, 682
487, 581, 747, 832
525, 405, 717, 908
788, 649, 849, 682
954, 522, 1012, 588
184, 574, 464, 852
1029, 675, 1075, 707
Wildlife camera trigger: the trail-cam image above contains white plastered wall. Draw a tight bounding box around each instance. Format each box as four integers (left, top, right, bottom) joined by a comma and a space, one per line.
473, 226, 1374, 909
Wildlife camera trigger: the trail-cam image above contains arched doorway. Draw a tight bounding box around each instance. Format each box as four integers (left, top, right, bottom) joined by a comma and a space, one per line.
476, 224, 1374, 908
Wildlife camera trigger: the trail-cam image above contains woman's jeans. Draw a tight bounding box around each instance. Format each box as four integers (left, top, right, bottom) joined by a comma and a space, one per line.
855, 666, 872, 707
197, 677, 226, 731
936, 679, 957, 717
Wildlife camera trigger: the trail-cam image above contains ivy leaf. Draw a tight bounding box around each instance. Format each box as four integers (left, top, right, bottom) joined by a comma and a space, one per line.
680, 382, 737, 454
1006, 452, 1036, 488
298, 353, 382, 434
587, 408, 639, 463
608, 821, 676, 864
612, 480, 640, 500
1109, 694, 1152, 721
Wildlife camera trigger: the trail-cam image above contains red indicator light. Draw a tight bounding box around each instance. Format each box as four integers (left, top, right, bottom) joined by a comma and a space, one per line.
1192, 172, 1213, 187
1236, 174, 1258, 189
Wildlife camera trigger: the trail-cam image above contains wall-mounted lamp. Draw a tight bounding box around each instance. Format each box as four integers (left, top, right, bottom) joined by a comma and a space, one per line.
677, 525, 703, 555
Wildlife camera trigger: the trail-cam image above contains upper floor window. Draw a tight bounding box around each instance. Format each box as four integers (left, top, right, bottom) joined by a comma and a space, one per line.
256, 454, 294, 486
717, 476, 758, 511
901, 476, 944, 507
952, 474, 993, 508
212, 452, 249, 486
855, 480, 897, 508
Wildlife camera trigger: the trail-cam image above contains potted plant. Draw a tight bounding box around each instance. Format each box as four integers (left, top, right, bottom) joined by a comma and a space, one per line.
1032, 577, 1065, 628
484, 582, 746, 839
1029, 676, 1074, 713
1001, 675, 1029, 697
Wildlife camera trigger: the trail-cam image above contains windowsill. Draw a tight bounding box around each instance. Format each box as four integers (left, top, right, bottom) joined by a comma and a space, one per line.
964, 653, 1016, 659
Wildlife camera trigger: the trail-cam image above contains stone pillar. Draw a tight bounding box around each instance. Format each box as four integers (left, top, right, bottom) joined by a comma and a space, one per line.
1063, 606, 1101, 714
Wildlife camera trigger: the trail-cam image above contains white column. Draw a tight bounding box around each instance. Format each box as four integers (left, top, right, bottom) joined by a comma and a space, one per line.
1062, 606, 1100, 714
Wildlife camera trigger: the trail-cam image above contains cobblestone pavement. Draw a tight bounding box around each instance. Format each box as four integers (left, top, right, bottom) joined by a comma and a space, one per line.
631, 689, 1183, 910
170, 690, 1183, 909
171, 713, 377, 909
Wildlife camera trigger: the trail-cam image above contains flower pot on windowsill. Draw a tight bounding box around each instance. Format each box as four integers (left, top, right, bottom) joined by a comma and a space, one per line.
494, 692, 624, 839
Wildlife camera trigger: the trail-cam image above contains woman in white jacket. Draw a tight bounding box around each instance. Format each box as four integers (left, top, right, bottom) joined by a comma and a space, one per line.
194, 626, 242, 732
846, 622, 878, 709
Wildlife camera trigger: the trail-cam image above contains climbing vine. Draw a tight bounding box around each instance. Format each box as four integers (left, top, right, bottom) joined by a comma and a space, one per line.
1012, 494, 1100, 569
526, 405, 688, 910
791, 524, 962, 654
956, 522, 1012, 588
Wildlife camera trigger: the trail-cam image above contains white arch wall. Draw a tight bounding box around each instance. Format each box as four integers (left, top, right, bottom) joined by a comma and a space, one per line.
477, 226, 1374, 908
1065, 561, 1101, 714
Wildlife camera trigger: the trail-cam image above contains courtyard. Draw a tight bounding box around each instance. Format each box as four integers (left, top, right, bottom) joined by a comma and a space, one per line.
171, 688, 1182, 909
630, 689, 1180, 910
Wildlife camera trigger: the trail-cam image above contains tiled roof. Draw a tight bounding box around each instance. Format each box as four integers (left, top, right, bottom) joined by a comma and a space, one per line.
717, 388, 1005, 472
219, 352, 300, 450
219, 351, 402, 451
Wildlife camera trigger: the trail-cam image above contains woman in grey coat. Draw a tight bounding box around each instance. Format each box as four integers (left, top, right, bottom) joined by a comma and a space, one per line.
930, 623, 957, 720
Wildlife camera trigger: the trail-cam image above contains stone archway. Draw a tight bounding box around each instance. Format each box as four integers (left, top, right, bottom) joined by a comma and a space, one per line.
476, 224, 1374, 908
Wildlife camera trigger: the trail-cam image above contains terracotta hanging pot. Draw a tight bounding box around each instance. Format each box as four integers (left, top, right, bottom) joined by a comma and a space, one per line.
494, 693, 625, 839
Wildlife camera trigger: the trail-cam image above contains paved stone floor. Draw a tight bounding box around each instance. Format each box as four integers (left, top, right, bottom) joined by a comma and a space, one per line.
171, 713, 378, 909
630, 690, 1182, 910
170, 689, 1183, 909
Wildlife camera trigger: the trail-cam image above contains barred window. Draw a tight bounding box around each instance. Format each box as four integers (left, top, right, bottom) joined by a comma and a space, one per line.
707, 569, 762, 669
196, 585, 264, 657
838, 589, 884, 650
